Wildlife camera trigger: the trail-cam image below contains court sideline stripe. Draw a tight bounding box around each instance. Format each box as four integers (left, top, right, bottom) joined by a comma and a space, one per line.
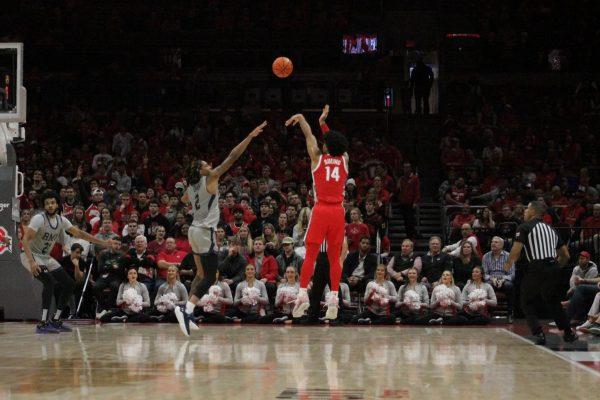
501, 328, 600, 379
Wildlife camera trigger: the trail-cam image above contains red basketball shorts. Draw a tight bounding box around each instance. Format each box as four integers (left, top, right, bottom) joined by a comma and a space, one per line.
304, 203, 345, 246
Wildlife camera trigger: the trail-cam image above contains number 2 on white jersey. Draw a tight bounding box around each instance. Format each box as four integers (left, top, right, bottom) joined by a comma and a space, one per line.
325, 166, 340, 182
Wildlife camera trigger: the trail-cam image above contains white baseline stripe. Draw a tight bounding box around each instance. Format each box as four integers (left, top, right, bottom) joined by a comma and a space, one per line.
501, 328, 600, 379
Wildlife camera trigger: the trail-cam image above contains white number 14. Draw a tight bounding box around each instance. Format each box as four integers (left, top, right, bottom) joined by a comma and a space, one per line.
325, 166, 340, 182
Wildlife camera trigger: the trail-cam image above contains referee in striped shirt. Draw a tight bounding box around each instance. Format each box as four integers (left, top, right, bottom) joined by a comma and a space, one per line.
503, 201, 577, 345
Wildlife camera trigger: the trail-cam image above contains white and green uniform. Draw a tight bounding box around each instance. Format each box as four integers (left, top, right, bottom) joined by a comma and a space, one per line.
20, 213, 73, 272
186, 176, 219, 255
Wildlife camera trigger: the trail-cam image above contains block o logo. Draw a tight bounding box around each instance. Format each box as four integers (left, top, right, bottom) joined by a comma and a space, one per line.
0, 226, 12, 255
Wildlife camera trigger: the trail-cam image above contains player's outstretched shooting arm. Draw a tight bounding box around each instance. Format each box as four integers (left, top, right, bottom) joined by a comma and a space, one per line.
285, 114, 320, 168
210, 121, 267, 181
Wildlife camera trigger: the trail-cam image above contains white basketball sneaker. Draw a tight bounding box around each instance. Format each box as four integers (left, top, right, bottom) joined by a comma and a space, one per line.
324, 292, 339, 320
292, 290, 310, 318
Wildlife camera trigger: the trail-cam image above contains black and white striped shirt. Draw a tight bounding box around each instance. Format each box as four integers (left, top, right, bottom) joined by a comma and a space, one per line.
515, 218, 563, 262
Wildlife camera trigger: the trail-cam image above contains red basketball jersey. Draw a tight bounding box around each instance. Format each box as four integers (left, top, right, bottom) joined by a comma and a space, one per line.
312, 154, 348, 204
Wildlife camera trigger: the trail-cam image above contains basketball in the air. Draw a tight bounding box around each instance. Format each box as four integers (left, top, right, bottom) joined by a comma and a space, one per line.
272, 56, 293, 78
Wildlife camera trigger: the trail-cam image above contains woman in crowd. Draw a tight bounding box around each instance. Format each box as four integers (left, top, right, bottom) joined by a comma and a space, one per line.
428, 270, 465, 325
276, 213, 293, 242
70, 205, 92, 233
102, 268, 151, 323
352, 265, 397, 325
227, 264, 269, 323
293, 207, 311, 247
91, 207, 119, 235
473, 207, 496, 249
396, 267, 430, 324
452, 241, 481, 288
461, 266, 497, 325
152, 265, 188, 322
236, 225, 254, 258
258, 223, 280, 257
260, 266, 299, 324
196, 271, 234, 324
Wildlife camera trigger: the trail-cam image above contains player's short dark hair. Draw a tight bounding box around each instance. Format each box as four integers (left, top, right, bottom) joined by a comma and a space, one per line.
324, 130, 349, 157
185, 159, 202, 185
40, 191, 61, 207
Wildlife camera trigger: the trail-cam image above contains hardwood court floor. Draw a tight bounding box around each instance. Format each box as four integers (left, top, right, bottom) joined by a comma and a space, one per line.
0, 322, 598, 399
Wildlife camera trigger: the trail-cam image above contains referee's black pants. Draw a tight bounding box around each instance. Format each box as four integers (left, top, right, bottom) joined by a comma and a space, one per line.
308, 252, 330, 320
521, 260, 570, 334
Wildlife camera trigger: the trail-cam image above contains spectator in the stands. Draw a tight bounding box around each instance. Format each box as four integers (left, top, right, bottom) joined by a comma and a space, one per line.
387, 239, 422, 289
482, 236, 515, 322
461, 266, 497, 325
421, 236, 452, 288
111, 161, 132, 193
345, 208, 370, 252
580, 203, 600, 242
143, 201, 169, 241
175, 224, 192, 253
219, 237, 248, 294
473, 207, 496, 249
445, 177, 469, 206
441, 138, 466, 171
343, 237, 377, 294
567, 251, 598, 298
119, 235, 157, 297
249, 200, 276, 238
443, 223, 481, 258
236, 225, 254, 258
214, 227, 229, 263
352, 265, 397, 325
496, 205, 519, 240
113, 192, 135, 230
247, 237, 278, 304
276, 237, 303, 279
156, 237, 187, 289
345, 178, 358, 203
561, 196, 586, 227
147, 226, 167, 255
121, 220, 140, 249
550, 186, 569, 207
122, 211, 145, 238
275, 213, 293, 241
257, 223, 280, 257
452, 241, 481, 289
293, 207, 311, 247
94, 218, 119, 242
567, 273, 600, 326
450, 204, 476, 241
397, 163, 420, 240
225, 205, 248, 237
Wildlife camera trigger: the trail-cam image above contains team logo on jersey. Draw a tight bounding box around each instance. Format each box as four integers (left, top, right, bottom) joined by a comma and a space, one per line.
0, 226, 12, 255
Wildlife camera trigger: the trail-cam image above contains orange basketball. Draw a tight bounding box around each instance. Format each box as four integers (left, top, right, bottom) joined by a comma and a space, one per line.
272, 56, 293, 78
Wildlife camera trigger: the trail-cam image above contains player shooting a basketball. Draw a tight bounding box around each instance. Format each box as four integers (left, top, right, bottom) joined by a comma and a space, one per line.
174, 121, 267, 336
285, 105, 349, 320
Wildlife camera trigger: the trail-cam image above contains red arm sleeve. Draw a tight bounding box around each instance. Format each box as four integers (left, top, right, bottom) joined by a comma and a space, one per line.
320, 123, 330, 134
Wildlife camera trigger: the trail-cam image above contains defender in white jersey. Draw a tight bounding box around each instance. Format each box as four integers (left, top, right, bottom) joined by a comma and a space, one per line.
174, 121, 267, 336
21, 191, 117, 334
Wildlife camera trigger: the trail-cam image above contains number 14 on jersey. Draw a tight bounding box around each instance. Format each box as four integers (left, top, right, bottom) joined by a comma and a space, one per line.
325, 166, 340, 182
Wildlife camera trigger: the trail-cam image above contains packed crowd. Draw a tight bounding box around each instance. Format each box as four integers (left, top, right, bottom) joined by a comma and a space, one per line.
439, 77, 600, 251
15, 106, 418, 325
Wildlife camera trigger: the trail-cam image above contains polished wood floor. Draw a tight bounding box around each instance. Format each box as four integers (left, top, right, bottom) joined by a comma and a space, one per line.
0, 322, 598, 399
